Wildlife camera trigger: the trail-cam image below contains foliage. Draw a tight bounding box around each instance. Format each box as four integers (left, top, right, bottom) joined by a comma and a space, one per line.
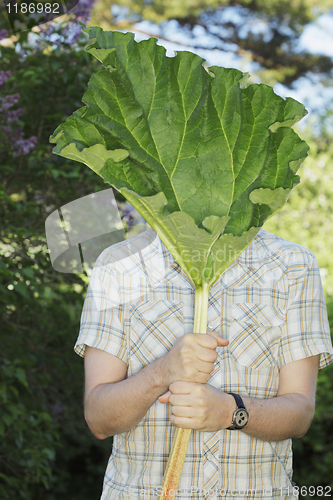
90, 0, 333, 87
0, 71, 37, 157
265, 134, 333, 488
293, 349, 333, 489
103, 0, 332, 23
0, 12, 113, 499
0, 359, 59, 499
265, 135, 333, 294
0, 0, 95, 49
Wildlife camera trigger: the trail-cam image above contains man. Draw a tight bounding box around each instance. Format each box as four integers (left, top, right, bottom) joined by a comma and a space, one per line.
75, 227, 333, 499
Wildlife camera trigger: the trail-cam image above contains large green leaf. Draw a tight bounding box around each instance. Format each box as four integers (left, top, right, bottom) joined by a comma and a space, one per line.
50, 25, 309, 287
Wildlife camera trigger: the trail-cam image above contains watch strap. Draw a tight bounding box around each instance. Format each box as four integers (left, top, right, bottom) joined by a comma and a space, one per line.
229, 392, 246, 410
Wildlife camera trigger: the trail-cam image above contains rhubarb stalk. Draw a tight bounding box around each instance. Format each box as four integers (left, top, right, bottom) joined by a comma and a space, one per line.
158, 284, 209, 499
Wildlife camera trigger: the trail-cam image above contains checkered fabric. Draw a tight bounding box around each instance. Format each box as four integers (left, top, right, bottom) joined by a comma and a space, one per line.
75, 228, 333, 500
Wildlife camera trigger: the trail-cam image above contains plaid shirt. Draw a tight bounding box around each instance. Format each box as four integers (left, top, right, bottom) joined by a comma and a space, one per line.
75, 228, 333, 500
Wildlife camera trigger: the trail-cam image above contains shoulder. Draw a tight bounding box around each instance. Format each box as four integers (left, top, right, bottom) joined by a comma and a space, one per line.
255, 228, 317, 280
93, 227, 158, 275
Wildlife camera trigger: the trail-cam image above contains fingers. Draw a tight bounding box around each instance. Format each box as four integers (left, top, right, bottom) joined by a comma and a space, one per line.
196, 372, 211, 384
169, 380, 194, 393
170, 415, 195, 429
192, 332, 219, 349
158, 391, 171, 404
194, 357, 216, 374
163, 330, 228, 387
191, 332, 228, 365
169, 394, 193, 407
158, 382, 192, 405
192, 331, 229, 350
158, 382, 193, 405
171, 405, 197, 418
207, 331, 229, 347
195, 346, 218, 364
167, 383, 208, 428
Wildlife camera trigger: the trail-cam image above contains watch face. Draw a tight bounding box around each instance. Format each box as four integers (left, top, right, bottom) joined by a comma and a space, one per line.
234, 409, 248, 428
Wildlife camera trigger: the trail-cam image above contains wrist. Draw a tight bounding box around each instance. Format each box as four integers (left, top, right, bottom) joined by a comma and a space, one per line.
225, 393, 237, 428
148, 356, 170, 393
218, 391, 237, 430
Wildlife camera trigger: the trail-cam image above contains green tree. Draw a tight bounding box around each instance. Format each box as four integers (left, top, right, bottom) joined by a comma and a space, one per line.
0, 16, 113, 499
265, 133, 333, 489
91, 0, 333, 86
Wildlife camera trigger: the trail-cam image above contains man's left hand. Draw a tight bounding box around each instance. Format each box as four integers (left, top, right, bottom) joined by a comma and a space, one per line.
158, 381, 234, 432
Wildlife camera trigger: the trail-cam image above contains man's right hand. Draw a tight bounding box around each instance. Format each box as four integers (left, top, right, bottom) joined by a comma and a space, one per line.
158, 331, 229, 387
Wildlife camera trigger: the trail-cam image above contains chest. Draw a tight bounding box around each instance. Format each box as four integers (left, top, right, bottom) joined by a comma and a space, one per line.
126, 268, 288, 380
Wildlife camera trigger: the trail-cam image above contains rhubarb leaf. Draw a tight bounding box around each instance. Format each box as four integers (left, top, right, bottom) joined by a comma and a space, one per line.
50, 26, 309, 287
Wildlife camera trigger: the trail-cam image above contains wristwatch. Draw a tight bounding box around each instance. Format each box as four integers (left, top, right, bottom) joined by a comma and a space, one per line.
227, 393, 249, 430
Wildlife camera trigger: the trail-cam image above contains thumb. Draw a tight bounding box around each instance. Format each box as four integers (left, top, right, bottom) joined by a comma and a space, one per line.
207, 330, 229, 347
158, 390, 171, 404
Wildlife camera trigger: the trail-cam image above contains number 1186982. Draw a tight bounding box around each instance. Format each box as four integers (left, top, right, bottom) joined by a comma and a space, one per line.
6, 2, 60, 14
281, 486, 332, 497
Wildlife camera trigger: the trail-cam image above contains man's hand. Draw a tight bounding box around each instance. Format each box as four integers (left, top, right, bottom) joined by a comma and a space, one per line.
158, 332, 228, 387
158, 381, 234, 432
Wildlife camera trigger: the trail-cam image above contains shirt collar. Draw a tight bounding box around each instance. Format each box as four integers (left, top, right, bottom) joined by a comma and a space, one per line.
151, 228, 264, 288
135, 227, 287, 295
236, 233, 261, 270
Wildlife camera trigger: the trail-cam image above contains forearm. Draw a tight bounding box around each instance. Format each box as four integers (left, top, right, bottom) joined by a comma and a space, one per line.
238, 355, 320, 441
160, 352, 319, 438
84, 331, 228, 439
239, 392, 315, 441
85, 359, 168, 439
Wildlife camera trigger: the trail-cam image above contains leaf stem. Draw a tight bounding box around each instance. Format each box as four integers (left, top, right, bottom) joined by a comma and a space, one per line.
157, 282, 210, 499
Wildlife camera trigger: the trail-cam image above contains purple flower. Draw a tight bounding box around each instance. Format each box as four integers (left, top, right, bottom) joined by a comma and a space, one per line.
0, 71, 12, 87
0, 94, 20, 111
12, 135, 38, 156
0, 29, 8, 41
38, 0, 96, 48
0, 97, 38, 157
0, 1, 96, 157
11, 0, 96, 58
1, 125, 12, 134
7, 108, 24, 123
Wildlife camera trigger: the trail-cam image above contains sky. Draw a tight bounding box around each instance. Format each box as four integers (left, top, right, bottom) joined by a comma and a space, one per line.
112, 5, 333, 122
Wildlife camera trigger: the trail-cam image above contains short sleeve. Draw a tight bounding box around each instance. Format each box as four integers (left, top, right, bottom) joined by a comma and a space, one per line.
74, 251, 128, 362
279, 255, 333, 369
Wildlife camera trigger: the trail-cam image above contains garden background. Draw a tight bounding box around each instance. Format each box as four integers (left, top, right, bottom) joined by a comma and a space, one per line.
1, 0, 333, 498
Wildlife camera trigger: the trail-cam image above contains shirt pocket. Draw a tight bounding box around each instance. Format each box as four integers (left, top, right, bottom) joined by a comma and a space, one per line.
229, 302, 285, 370
128, 299, 184, 374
